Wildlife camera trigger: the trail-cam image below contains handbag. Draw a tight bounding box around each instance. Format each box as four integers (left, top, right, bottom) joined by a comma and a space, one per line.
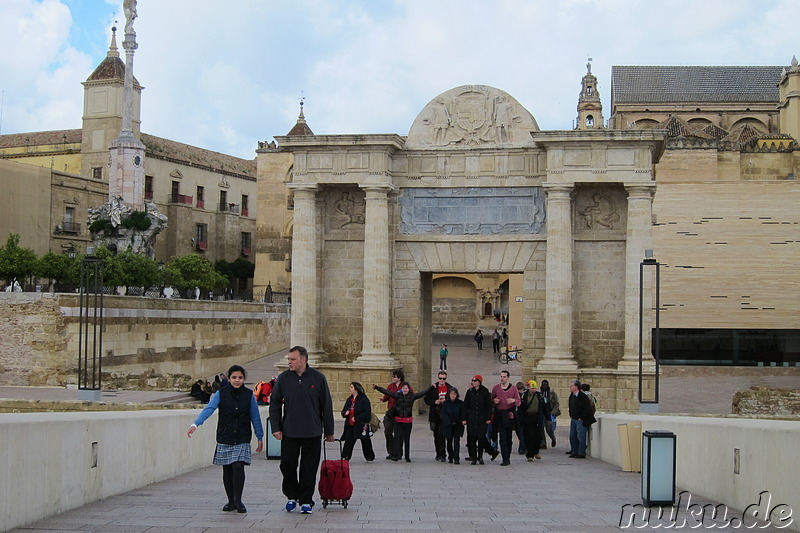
361, 423, 373, 438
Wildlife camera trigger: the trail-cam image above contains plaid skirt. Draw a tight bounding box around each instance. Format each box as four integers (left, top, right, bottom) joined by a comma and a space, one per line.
213, 442, 252, 466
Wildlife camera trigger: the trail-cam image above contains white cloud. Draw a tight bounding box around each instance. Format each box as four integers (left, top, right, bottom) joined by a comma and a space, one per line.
1, 0, 797, 157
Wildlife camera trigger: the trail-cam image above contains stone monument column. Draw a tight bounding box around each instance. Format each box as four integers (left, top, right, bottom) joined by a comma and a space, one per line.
619, 184, 656, 368
538, 184, 578, 370
354, 182, 398, 367
288, 184, 323, 363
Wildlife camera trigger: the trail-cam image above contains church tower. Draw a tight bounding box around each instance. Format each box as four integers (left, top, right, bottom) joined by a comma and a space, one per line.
80, 27, 143, 183
778, 56, 800, 142
576, 59, 605, 130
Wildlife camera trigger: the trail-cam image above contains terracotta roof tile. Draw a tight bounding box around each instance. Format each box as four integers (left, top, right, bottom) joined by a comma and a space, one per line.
612, 66, 782, 104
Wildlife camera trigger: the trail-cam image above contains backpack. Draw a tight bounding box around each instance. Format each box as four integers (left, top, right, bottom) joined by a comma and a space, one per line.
369, 412, 381, 434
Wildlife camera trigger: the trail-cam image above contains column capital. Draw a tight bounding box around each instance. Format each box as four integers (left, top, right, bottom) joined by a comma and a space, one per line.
542, 183, 574, 198
287, 182, 319, 193
359, 182, 396, 194
624, 183, 656, 198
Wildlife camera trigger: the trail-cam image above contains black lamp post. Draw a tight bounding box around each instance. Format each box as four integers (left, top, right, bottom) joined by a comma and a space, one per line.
638, 251, 661, 411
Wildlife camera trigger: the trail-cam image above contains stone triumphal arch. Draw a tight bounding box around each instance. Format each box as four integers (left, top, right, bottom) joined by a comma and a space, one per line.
256, 85, 666, 410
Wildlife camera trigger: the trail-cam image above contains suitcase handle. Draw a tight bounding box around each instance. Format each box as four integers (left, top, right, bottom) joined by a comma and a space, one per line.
323, 437, 345, 462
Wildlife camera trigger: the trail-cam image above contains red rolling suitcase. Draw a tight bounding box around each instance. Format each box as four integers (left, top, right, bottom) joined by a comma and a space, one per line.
318, 438, 353, 508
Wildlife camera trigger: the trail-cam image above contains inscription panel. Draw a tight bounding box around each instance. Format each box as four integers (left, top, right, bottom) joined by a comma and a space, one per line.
399, 187, 545, 235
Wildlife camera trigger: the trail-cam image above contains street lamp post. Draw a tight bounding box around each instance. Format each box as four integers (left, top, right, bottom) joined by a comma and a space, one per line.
638, 252, 661, 412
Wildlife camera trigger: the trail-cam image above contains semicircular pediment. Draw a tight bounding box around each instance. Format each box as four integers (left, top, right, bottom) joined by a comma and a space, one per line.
406, 85, 539, 150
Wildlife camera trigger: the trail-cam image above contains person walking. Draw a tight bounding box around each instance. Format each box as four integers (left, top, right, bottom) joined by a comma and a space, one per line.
424, 371, 454, 462
186, 364, 264, 514
373, 382, 428, 462
378, 369, 410, 460
566, 379, 595, 459
519, 380, 550, 462
269, 346, 335, 515
540, 379, 560, 447
439, 343, 449, 371
474, 329, 484, 350
491, 329, 501, 354
340, 382, 376, 462
441, 387, 464, 464
491, 370, 520, 466
462, 374, 497, 465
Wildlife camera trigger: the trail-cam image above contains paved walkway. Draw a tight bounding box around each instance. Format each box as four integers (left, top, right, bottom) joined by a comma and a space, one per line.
4, 337, 798, 532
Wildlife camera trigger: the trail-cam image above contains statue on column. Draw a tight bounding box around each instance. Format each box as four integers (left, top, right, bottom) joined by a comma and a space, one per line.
123, 0, 137, 34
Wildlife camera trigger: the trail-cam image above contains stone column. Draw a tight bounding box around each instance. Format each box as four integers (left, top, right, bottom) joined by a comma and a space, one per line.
354, 183, 399, 367
538, 184, 577, 370
620, 184, 656, 368
287, 184, 323, 363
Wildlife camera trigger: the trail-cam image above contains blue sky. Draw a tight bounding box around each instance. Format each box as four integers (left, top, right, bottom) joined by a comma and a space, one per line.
0, 0, 796, 160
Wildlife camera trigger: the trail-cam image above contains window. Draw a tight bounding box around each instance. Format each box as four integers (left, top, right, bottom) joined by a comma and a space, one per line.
241, 232, 251, 256
144, 176, 154, 200
63, 207, 79, 233
586, 115, 594, 127
92, 167, 102, 180
219, 190, 227, 212
171, 181, 180, 203
195, 224, 207, 251
241, 194, 249, 217
196, 186, 204, 208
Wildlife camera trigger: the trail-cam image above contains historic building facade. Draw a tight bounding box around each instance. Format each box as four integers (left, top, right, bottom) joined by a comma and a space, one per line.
0, 30, 257, 272
255, 60, 799, 409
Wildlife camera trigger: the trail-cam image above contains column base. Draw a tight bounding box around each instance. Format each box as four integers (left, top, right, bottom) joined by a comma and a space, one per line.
617, 356, 656, 371
536, 355, 578, 372
353, 351, 399, 368
306, 351, 327, 367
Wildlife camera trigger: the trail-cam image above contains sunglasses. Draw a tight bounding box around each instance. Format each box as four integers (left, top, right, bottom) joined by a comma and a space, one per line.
471, 379, 479, 382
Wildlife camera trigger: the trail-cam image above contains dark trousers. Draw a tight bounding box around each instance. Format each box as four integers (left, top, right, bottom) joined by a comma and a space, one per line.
280, 436, 321, 506
492, 338, 500, 353
467, 423, 494, 460
444, 426, 462, 461
439, 356, 447, 371
383, 414, 395, 456
341, 424, 375, 461
431, 417, 446, 459
393, 421, 412, 459
494, 421, 514, 463
522, 416, 544, 458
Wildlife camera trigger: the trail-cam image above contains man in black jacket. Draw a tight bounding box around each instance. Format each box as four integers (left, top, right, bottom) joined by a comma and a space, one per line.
462, 374, 496, 464
269, 346, 335, 515
424, 371, 453, 462
567, 379, 594, 459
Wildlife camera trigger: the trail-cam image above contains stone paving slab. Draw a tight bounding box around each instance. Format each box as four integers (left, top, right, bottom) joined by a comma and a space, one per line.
9, 418, 790, 532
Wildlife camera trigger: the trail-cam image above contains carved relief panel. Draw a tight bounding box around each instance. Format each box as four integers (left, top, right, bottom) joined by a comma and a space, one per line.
573, 185, 627, 233
324, 187, 366, 237
406, 85, 540, 150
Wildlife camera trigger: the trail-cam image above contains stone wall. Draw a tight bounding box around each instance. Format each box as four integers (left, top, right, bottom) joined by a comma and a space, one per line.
431, 296, 476, 334
732, 387, 800, 416
0, 293, 290, 388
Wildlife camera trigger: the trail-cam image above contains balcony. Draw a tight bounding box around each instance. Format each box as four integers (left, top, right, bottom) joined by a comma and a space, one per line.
144, 190, 154, 200
196, 241, 207, 251
241, 246, 251, 257
241, 207, 249, 217
56, 221, 81, 234
219, 202, 240, 214
170, 193, 193, 205
197, 199, 204, 209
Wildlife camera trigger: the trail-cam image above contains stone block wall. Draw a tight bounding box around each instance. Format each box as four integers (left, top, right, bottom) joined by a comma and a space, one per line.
0, 293, 290, 388
572, 240, 626, 367
431, 297, 476, 334
732, 387, 800, 416
321, 239, 365, 361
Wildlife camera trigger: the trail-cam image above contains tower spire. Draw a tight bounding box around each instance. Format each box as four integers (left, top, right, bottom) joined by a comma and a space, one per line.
575, 58, 604, 130
287, 94, 314, 136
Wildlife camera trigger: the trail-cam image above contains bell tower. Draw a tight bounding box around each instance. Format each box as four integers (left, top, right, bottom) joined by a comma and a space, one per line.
778, 56, 800, 142
576, 59, 605, 130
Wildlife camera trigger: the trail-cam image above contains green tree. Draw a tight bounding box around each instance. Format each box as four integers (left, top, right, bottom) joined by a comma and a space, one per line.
35, 252, 79, 288
163, 254, 227, 294
117, 250, 161, 288
0, 234, 38, 287
214, 259, 233, 280
93, 246, 125, 287
230, 258, 255, 282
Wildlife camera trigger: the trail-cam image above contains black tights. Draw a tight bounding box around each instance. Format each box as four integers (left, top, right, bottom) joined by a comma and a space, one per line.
222, 461, 246, 505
